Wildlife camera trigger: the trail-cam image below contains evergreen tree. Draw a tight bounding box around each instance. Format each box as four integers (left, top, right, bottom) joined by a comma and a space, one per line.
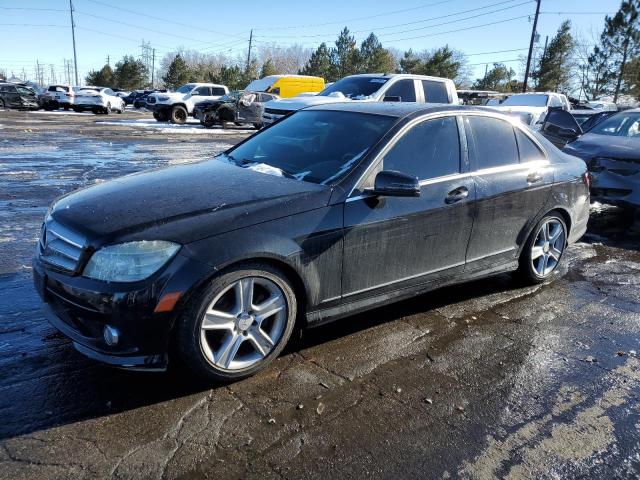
330, 28, 359, 80
622, 56, 640, 99
162, 55, 190, 90
260, 59, 277, 77
602, 0, 640, 102
113, 55, 149, 90
472, 63, 516, 92
421, 46, 461, 79
585, 45, 616, 100
358, 33, 396, 73
300, 42, 332, 79
532, 20, 575, 91
85, 65, 115, 88
399, 50, 421, 74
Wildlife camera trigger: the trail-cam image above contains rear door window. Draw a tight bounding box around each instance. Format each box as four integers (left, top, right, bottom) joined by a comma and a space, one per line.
383, 116, 461, 180
467, 116, 519, 170
422, 80, 449, 103
194, 86, 210, 96
384, 80, 416, 102
211, 87, 227, 96
515, 129, 544, 162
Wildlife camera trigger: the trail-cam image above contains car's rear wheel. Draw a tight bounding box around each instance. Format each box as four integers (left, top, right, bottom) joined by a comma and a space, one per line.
0, 99, 5, 109
104, 103, 111, 115
153, 111, 169, 122
517, 213, 567, 284
177, 263, 297, 382
63, 105, 69, 111
170, 105, 188, 124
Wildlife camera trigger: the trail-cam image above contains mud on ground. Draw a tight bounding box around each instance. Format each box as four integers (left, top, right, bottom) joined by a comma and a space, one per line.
0, 109, 639, 479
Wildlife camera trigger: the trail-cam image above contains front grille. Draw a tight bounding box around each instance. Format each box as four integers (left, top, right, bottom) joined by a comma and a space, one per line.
264, 108, 293, 116
39, 222, 86, 274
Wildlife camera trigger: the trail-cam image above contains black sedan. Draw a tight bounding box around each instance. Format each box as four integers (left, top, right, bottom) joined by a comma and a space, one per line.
0, 82, 39, 110
541, 108, 640, 209
33, 103, 590, 381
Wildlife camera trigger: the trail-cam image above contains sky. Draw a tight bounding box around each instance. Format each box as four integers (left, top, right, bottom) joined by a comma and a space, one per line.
0, 0, 624, 86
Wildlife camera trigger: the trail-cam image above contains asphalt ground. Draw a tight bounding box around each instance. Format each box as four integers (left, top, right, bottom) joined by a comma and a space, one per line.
0, 108, 639, 479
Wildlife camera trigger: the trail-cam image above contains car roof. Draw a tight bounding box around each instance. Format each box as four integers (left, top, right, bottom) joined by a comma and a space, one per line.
304, 102, 495, 118
342, 73, 451, 82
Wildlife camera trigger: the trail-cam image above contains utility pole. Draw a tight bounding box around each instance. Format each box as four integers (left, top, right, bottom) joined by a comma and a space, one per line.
69, 0, 79, 85
50, 64, 56, 84
484, 63, 489, 78
106, 55, 110, 66
151, 48, 156, 88
246, 29, 253, 73
522, 0, 541, 93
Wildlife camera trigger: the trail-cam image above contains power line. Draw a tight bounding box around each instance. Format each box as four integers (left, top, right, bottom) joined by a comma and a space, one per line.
256, 0, 532, 39
84, 0, 248, 40
0, 23, 68, 27
253, 0, 461, 31
0, 7, 66, 12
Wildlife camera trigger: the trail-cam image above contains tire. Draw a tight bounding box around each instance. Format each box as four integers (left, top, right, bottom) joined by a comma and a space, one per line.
153, 111, 169, 122
177, 263, 298, 382
73, 107, 81, 113
253, 123, 263, 130
104, 103, 111, 115
0, 99, 5, 109
517, 213, 568, 284
170, 105, 188, 124
63, 105, 70, 111
92, 108, 101, 115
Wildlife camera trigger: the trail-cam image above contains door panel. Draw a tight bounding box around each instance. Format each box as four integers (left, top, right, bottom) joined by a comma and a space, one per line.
343, 177, 475, 297
464, 115, 554, 268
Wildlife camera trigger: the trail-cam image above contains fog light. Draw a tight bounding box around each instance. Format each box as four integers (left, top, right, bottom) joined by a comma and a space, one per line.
103, 325, 120, 346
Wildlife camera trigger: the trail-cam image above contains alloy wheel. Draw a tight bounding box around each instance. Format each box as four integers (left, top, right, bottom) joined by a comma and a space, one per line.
530, 218, 566, 277
199, 276, 287, 371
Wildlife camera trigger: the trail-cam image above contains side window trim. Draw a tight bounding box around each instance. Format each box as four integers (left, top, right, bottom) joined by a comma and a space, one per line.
349, 112, 467, 198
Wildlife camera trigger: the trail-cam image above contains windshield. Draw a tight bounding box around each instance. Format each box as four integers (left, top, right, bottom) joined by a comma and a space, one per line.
502, 94, 548, 107
245, 78, 277, 92
589, 112, 640, 137
319, 77, 389, 99
17, 87, 35, 96
217, 110, 395, 185
176, 84, 196, 94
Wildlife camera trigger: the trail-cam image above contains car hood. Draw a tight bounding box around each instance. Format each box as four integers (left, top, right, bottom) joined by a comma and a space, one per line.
265, 94, 363, 111
562, 133, 640, 162
49, 160, 332, 245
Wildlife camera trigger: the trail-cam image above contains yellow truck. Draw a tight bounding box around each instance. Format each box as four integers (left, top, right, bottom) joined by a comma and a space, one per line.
244, 75, 324, 98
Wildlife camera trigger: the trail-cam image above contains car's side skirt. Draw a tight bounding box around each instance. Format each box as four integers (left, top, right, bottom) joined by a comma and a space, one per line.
305, 259, 518, 328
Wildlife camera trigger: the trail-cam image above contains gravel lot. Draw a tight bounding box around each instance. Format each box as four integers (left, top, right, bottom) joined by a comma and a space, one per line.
1, 108, 639, 479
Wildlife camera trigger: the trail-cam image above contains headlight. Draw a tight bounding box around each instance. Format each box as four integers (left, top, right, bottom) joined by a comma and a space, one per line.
83, 241, 180, 282
157, 95, 170, 101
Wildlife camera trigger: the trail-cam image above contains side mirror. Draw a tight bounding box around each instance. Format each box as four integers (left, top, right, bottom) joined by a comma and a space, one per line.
558, 127, 579, 139
383, 95, 401, 102
366, 170, 420, 198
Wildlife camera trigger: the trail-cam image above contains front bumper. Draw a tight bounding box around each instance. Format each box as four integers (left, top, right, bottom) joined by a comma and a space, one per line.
147, 103, 172, 114
33, 253, 211, 370
589, 158, 640, 208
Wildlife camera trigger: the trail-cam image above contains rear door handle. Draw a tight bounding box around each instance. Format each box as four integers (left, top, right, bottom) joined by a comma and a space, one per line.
527, 172, 543, 183
445, 186, 469, 204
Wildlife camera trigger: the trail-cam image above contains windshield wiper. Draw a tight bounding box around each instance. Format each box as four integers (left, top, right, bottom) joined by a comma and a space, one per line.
239, 160, 298, 180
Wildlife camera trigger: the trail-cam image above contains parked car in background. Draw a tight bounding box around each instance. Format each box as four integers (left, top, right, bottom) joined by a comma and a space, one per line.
73, 87, 125, 114
494, 92, 571, 126
147, 83, 229, 124
0, 82, 39, 110
34, 103, 589, 382
457, 90, 506, 106
244, 75, 324, 98
194, 91, 279, 129
114, 91, 130, 99
262, 73, 458, 124
41, 84, 76, 110
588, 100, 618, 112
541, 108, 640, 209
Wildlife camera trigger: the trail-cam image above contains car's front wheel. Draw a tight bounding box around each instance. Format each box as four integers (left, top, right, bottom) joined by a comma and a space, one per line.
177, 263, 297, 382
170, 105, 188, 124
517, 213, 567, 284
153, 111, 169, 122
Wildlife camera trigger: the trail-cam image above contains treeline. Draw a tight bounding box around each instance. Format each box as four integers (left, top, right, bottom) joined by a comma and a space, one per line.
86, 0, 639, 100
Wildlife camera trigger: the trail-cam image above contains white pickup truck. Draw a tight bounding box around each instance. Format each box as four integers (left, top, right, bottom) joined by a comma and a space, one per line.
262, 73, 459, 125
493, 92, 571, 127
147, 83, 229, 124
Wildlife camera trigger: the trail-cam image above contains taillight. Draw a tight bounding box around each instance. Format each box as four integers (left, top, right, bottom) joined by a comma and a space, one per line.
582, 172, 590, 188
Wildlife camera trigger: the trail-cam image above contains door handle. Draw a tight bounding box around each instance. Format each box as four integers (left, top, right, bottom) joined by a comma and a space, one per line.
527, 172, 543, 183
445, 186, 469, 204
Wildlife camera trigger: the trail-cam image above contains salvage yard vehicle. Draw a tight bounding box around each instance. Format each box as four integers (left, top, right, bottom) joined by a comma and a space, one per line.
73, 87, 126, 114
494, 92, 571, 126
542, 108, 640, 209
147, 83, 229, 124
244, 75, 325, 98
194, 90, 279, 129
262, 73, 458, 124
41, 84, 76, 110
0, 82, 39, 110
33, 103, 590, 382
